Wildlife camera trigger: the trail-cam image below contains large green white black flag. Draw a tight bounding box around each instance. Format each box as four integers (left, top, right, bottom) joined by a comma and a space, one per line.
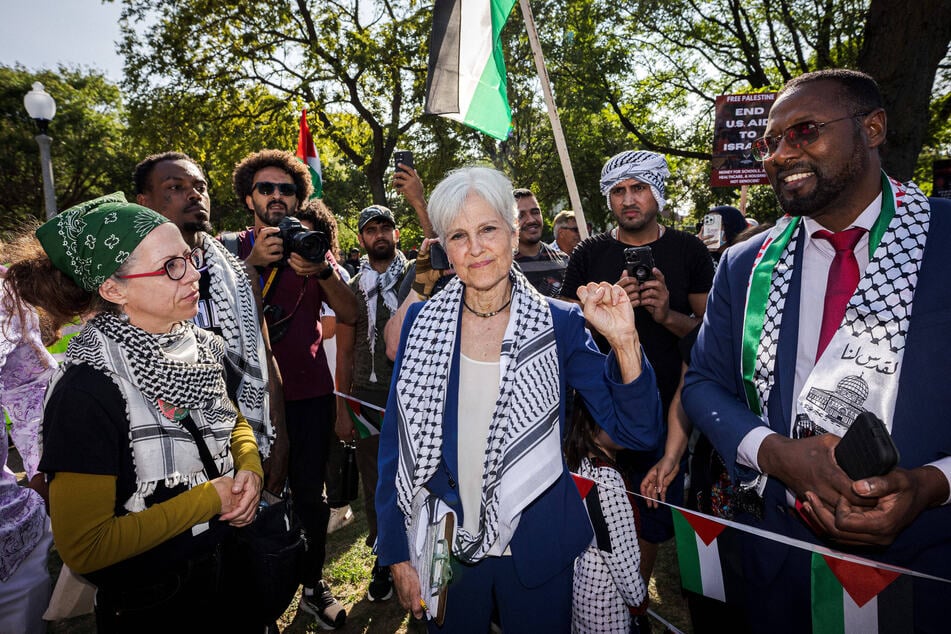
425, 0, 516, 141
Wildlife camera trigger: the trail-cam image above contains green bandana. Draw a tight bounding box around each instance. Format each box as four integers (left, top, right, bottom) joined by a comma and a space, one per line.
35, 192, 168, 291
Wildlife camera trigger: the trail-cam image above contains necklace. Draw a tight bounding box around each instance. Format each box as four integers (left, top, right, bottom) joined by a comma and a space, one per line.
463, 295, 512, 318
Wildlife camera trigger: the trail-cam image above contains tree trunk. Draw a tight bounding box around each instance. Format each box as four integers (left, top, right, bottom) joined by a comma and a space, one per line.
858, 0, 951, 181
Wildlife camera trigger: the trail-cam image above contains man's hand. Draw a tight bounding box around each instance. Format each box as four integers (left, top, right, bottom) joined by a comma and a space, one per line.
759, 433, 867, 516
616, 269, 641, 306
638, 268, 671, 324
392, 165, 426, 210
335, 402, 357, 442
246, 226, 283, 267
801, 464, 948, 547
287, 252, 329, 277
413, 238, 444, 299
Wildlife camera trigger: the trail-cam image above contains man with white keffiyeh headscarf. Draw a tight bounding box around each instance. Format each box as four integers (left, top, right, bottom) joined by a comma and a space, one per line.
334, 204, 409, 601
563, 149, 715, 587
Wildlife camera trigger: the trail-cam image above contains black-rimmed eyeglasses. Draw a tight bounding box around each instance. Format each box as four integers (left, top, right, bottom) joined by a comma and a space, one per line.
253, 181, 297, 197
750, 113, 870, 162
117, 247, 207, 281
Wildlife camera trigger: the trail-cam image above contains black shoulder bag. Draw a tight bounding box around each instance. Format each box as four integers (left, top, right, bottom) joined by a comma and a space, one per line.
182, 416, 305, 625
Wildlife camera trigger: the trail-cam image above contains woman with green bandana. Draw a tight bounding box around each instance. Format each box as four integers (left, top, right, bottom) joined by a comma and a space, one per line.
4, 193, 263, 632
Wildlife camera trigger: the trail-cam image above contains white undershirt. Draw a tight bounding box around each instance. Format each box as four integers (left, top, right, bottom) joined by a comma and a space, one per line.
458, 353, 512, 554
736, 194, 951, 502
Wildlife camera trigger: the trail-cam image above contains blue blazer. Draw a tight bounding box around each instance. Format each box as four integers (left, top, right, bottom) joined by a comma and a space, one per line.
376, 297, 663, 588
683, 198, 951, 627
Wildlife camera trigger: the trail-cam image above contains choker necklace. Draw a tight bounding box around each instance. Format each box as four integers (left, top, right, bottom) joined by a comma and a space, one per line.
463, 295, 512, 318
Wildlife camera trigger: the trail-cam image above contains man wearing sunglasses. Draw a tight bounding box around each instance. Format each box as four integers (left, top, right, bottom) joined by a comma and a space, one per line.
133, 151, 289, 509
226, 149, 358, 630
683, 69, 951, 632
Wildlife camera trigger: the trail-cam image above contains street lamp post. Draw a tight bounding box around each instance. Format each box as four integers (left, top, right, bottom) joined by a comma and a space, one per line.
23, 82, 57, 220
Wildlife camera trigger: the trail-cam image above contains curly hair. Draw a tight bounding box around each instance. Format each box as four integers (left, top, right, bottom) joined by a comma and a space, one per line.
132, 151, 199, 195
232, 149, 313, 208
296, 199, 340, 254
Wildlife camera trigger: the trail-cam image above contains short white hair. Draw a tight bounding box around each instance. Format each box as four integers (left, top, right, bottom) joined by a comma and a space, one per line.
428, 166, 517, 241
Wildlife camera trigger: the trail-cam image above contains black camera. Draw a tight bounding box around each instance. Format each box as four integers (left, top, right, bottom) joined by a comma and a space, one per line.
276, 216, 330, 265
623, 246, 655, 282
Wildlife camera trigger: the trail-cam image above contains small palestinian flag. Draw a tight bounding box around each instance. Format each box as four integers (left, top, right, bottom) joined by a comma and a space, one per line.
296, 109, 323, 198
811, 553, 912, 634
673, 508, 743, 603
335, 392, 383, 438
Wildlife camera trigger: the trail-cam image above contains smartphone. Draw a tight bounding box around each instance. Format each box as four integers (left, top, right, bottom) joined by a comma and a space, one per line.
429, 242, 450, 270
623, 246, 655, 282
394, 149, 414, 174
700, 213, 724, 250
834, 411, 900, 480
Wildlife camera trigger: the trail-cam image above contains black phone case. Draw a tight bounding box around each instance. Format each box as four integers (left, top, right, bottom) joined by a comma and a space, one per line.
428, 242, 450, 270
394, 150, 414, 172
834, 411, 900, 480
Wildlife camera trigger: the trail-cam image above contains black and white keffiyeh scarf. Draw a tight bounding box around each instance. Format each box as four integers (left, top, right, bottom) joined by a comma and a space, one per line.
743, 174, 930, 435
53, 313, 237, 512
201, 235, 272, 455
394, 269, 562, 563
357, 250, 407, 382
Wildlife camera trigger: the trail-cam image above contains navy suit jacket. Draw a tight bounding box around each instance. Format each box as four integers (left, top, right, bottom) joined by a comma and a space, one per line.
376, 297, 663, 588
683, 198, 951, 628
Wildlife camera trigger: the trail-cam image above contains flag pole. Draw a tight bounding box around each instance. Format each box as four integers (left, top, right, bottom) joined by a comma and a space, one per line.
517, 0, 589, 240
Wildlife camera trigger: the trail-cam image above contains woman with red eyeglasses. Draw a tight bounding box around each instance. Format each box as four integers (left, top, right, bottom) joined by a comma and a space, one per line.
3, 193, 264, 632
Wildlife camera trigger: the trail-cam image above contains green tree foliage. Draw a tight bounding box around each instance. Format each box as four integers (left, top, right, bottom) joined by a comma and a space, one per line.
0, 66, 132, 233
117, 0, 434, 211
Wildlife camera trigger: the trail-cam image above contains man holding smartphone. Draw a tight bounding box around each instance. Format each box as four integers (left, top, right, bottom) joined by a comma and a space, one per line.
683, 69, 951, 632
562, 149, 714, 584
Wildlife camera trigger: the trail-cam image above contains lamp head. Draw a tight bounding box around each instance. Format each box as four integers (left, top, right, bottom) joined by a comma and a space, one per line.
24, 82, 56, 134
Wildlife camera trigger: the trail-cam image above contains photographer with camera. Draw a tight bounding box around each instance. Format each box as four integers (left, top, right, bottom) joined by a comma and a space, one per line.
562, 150, 714, 587
226, 149, 358, 630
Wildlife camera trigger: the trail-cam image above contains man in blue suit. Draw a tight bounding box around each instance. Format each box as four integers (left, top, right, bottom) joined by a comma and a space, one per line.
683, 69, 951, 633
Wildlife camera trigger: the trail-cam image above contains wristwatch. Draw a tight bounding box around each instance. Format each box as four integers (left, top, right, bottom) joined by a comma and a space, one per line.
317, 262, 335, 280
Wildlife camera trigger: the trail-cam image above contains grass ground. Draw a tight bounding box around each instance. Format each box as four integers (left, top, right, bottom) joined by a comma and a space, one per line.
44, 490, 692, 633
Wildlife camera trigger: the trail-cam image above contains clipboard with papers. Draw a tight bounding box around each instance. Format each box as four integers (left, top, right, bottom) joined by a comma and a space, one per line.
407, 491, 456, 625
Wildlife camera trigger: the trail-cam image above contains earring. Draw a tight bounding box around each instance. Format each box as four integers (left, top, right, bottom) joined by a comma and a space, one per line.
117, 311, 129, 323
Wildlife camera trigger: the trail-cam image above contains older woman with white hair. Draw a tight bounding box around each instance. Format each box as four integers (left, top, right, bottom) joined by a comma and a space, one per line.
375, 166, 663, 632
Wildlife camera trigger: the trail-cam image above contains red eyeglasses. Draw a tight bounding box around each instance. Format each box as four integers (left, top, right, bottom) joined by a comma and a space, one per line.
751, 113, 869, 162
116, 247, 207, 281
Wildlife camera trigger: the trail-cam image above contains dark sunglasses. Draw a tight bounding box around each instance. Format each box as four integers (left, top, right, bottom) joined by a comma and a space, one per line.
559, 226, 580, 233
253, 181, 297, 197
117, 247, 207, 281
750, 112, 869, 162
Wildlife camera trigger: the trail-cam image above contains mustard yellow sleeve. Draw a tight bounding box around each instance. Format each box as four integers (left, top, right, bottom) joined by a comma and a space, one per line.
232, 411, 263, 478
48, 472, 222, 575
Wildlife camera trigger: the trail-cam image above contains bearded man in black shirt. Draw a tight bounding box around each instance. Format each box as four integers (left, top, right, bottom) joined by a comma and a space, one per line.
562, 149, 714, 583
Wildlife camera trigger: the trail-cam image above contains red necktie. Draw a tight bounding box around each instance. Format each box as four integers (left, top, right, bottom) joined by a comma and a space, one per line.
812, 227, 866, 361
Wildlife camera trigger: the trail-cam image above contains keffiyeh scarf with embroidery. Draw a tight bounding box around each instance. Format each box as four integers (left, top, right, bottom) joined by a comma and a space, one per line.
394, 269, 562, 562
53, 313, 237, 512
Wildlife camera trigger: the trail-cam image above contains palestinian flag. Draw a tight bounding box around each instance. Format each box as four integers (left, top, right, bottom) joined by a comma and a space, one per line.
673, 508, 742, 603
424, 0, 516, 141
296, 109, 323, 198
811, 553, 912, 634
335, 392, 383, 438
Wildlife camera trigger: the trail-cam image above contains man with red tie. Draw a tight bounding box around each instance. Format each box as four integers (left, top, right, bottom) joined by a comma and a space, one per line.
683, 69, 951, 633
